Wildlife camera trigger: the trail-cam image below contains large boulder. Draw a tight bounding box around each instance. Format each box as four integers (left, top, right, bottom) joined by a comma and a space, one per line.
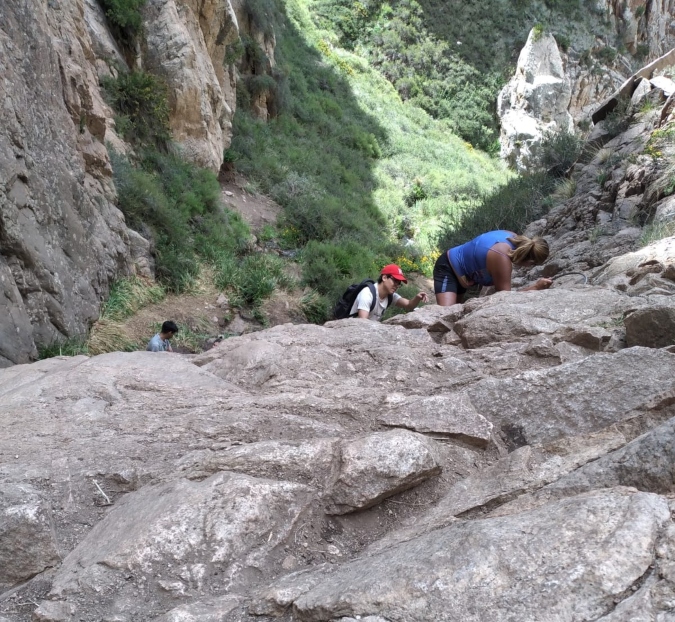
468, 347, 675, 446
452, 287, 640, 350
625, 304, 675, 348
0, 483, 60, 590
326, 430, 441, 515
50, 472, 313, 619
287, 489, 670, 621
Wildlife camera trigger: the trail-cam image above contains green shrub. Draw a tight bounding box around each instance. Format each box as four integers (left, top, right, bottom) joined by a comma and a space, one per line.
111, 149, 251, 292
224, 38, 245, 65
596, 46, 617, 63
242, 0, 280, 37
98, 0, 145, 48
439, 172, 556, 250
603, 97, 631, 136
215, 253, 295, 307
635, 43, 650, 60
101, 70, 170, 148
38, 337, 89, 360
301, 239, 386, 299
535, 129, 583, 177
532, 23, 545, 41
300, 289, 332, 323
405, 179, 429, 207
554, 33, 571, 52
634, 5, 646, 18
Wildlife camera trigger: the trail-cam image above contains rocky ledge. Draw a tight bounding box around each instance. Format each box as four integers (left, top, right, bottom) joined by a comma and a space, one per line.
1, 248, 675, 620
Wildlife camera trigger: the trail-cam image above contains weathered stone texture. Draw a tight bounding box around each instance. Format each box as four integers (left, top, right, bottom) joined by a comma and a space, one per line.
0, 0, 135, 364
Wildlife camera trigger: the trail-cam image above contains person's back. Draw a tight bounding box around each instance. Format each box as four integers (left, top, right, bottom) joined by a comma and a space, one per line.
449, 230, 515, 286
146, 320, 178, 352
146, 333, 171, 352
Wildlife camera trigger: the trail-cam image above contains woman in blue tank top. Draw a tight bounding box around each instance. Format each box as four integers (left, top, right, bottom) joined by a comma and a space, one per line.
433, 230, 552, 306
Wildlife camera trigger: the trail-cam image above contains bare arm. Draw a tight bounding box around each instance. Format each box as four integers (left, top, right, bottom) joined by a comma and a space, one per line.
395, 292, 429, 311
486, 245, 513, 291
357, 309, 370, 319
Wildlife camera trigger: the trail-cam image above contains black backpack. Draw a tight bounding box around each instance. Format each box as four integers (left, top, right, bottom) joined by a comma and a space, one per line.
333, 279, 393, 320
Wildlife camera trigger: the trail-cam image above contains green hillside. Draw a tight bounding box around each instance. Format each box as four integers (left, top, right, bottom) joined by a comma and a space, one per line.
229, 0, 513, 317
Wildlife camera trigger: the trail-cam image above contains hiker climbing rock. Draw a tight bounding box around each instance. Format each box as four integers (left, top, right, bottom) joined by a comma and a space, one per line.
335, 264, 428, 321
146, 321, 179, 352
434, 230, 552, 306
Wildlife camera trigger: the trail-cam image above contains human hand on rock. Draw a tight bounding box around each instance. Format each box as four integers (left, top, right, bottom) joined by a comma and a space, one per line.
534, 278, 553, 290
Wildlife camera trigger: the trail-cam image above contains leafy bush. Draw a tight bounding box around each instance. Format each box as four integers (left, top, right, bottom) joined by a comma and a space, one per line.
635, 43, 649, 60
301, 239, 387, 300
554, 33, 570, 52
111, 149, 250, 292
532, 23, 545, 41
596, 46, 617, 63
300, 289, 332, 323
38, 338, 89, 360
98, 0, 145, 48
214, 253, 295, 307
224, 38, 245, 65
101, 70, 170, 148
439, 172, 556, 250
535, 129, 583, 177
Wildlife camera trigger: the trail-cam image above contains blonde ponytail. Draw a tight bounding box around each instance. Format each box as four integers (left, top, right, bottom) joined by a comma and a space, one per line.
507, 235, 549, 265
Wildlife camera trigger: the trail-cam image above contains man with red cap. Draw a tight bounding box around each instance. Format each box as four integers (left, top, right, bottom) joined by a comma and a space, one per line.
349, 264, 429, 321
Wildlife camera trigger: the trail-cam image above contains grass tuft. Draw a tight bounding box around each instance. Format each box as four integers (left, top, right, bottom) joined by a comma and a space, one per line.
640, 221, 675, 247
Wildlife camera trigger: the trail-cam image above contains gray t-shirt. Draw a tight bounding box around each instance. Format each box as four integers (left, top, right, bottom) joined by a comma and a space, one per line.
146, 333, 172, 352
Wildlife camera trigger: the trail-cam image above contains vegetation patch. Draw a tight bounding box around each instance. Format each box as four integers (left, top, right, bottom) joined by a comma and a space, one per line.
110, 149, 250, 293
438, 129, 581, 250
101, 70, 171, 149
228, 0, 509, 320
98, 0, 146, 48
640, 220, 675, 247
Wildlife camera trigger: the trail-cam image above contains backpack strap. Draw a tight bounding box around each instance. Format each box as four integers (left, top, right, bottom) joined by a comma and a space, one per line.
367, 282, 377, 312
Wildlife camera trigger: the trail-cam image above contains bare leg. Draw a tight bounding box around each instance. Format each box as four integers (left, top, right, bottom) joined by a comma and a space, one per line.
435, 292, 458, 306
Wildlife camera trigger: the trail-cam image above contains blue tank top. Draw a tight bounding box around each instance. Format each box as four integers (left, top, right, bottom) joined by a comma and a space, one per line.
448, 230, 515, 286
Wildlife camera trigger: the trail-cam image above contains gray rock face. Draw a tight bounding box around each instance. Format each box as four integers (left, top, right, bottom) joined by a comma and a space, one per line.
469, 347, 675, 446
50, 472, 312, 618
0, 484, 60, 589
291, 489, 669, 622
453, 288, 640, 349
0, 0, 135, 364
625, 304, 675, 348
326, 430, 441, 514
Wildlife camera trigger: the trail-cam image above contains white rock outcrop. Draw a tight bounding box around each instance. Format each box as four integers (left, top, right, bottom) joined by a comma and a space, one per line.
498, 29, 574, 171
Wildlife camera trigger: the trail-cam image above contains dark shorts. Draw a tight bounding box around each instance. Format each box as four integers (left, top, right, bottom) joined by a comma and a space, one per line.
433, 252, 467, 295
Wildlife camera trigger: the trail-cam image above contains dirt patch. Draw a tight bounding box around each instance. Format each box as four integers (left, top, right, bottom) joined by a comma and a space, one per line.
112, 276, 225, 353
221, 174, 282, 232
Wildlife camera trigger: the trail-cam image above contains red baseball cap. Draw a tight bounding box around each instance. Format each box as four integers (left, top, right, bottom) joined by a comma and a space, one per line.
380, 264, 407, 283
